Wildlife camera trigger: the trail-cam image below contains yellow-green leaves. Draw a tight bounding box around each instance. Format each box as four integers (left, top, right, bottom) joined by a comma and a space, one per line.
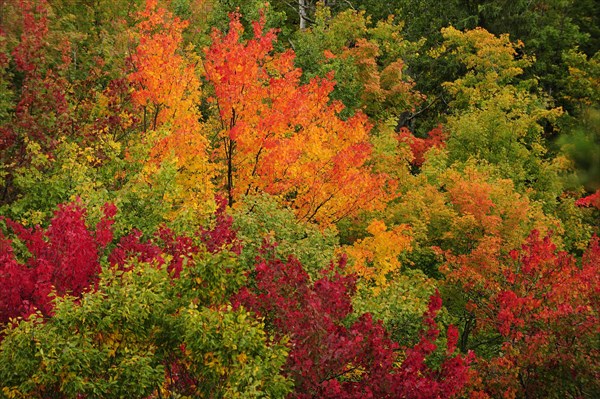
183, 305, 292, 398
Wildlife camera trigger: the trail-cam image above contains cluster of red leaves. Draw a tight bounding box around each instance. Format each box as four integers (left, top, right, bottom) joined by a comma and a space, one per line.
199, 196, 241, 255
0, 202, 115, 324
233, 246, 472, 399
447, 230, 600, 397
108, 226, 199, 278
398, 125, 446, 167
575, 188, 600, 210
110, 196, 240, 276
395, 295, 475, 398
0, 197, 241, 326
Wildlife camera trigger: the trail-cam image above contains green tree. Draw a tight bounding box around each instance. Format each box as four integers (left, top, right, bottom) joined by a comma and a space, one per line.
440, 26, 565, 206
293, 6, 423, 123
0, 250, 291, 398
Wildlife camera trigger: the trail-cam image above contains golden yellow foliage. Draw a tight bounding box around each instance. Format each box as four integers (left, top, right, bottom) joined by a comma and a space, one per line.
344, 220, 412, 290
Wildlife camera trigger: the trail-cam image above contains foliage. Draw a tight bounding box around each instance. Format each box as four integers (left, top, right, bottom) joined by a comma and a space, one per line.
0, 0, 72, 205
576, 189, 600, 210
558, 107, 600, 193
0, 264, 169, 399
204, 13, 392, 225
351, 268, 438, 345
440, 26, 565, 204
293, 6, 424, 122
0, 201, 290, 398
129, 0, 214, 221
397, 125, 446, 168
361, 0, 598, 116
576, 189, 600, 234
234, 247, 473, 399
0, 202, 115, 324
392, 161, 561, 258
232, 194, 339, 279
443, 231, 600, 398
562, 50, 600, 109
344, 219, 411, 289
0, 259, 290, 399
0, 2, 598, 397
182, 305, 292, 398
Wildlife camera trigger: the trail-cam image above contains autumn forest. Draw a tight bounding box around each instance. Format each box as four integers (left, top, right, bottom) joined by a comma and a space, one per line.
0, 0, 598, 398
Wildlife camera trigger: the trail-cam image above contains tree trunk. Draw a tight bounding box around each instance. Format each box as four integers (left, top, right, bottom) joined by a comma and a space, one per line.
299, 0, 308, 29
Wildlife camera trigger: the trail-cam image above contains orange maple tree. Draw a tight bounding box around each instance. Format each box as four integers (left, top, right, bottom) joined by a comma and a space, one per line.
204, 14, 393, 225
128, 0, 213, 217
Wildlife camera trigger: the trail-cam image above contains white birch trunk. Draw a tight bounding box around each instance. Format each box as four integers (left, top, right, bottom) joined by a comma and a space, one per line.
299, 0, 308, 29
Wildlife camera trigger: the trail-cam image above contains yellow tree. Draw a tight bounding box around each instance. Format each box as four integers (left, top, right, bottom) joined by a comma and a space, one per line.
344, 219, 412, 290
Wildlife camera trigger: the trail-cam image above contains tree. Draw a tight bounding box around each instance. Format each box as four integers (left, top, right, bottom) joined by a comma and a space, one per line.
292, 7, 424, 123
358, 0, 598, 115
234, 246, 473, 398
0, 200, 291, 398
204, 13, 392, 225
0, 202, 115, 325
0, 0, 72, 204
129, 0, 214, 220
0, 260, 291, 398
442, 231, 600, 398
440, 26, 564, 205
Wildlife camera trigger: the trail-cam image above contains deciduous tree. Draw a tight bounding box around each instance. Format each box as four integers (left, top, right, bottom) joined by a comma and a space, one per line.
0, 202, 115, 324
443, 231, 600, 398
129, 0, 213, 220
234, 246, 473, 398
204, 13, 392, 225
